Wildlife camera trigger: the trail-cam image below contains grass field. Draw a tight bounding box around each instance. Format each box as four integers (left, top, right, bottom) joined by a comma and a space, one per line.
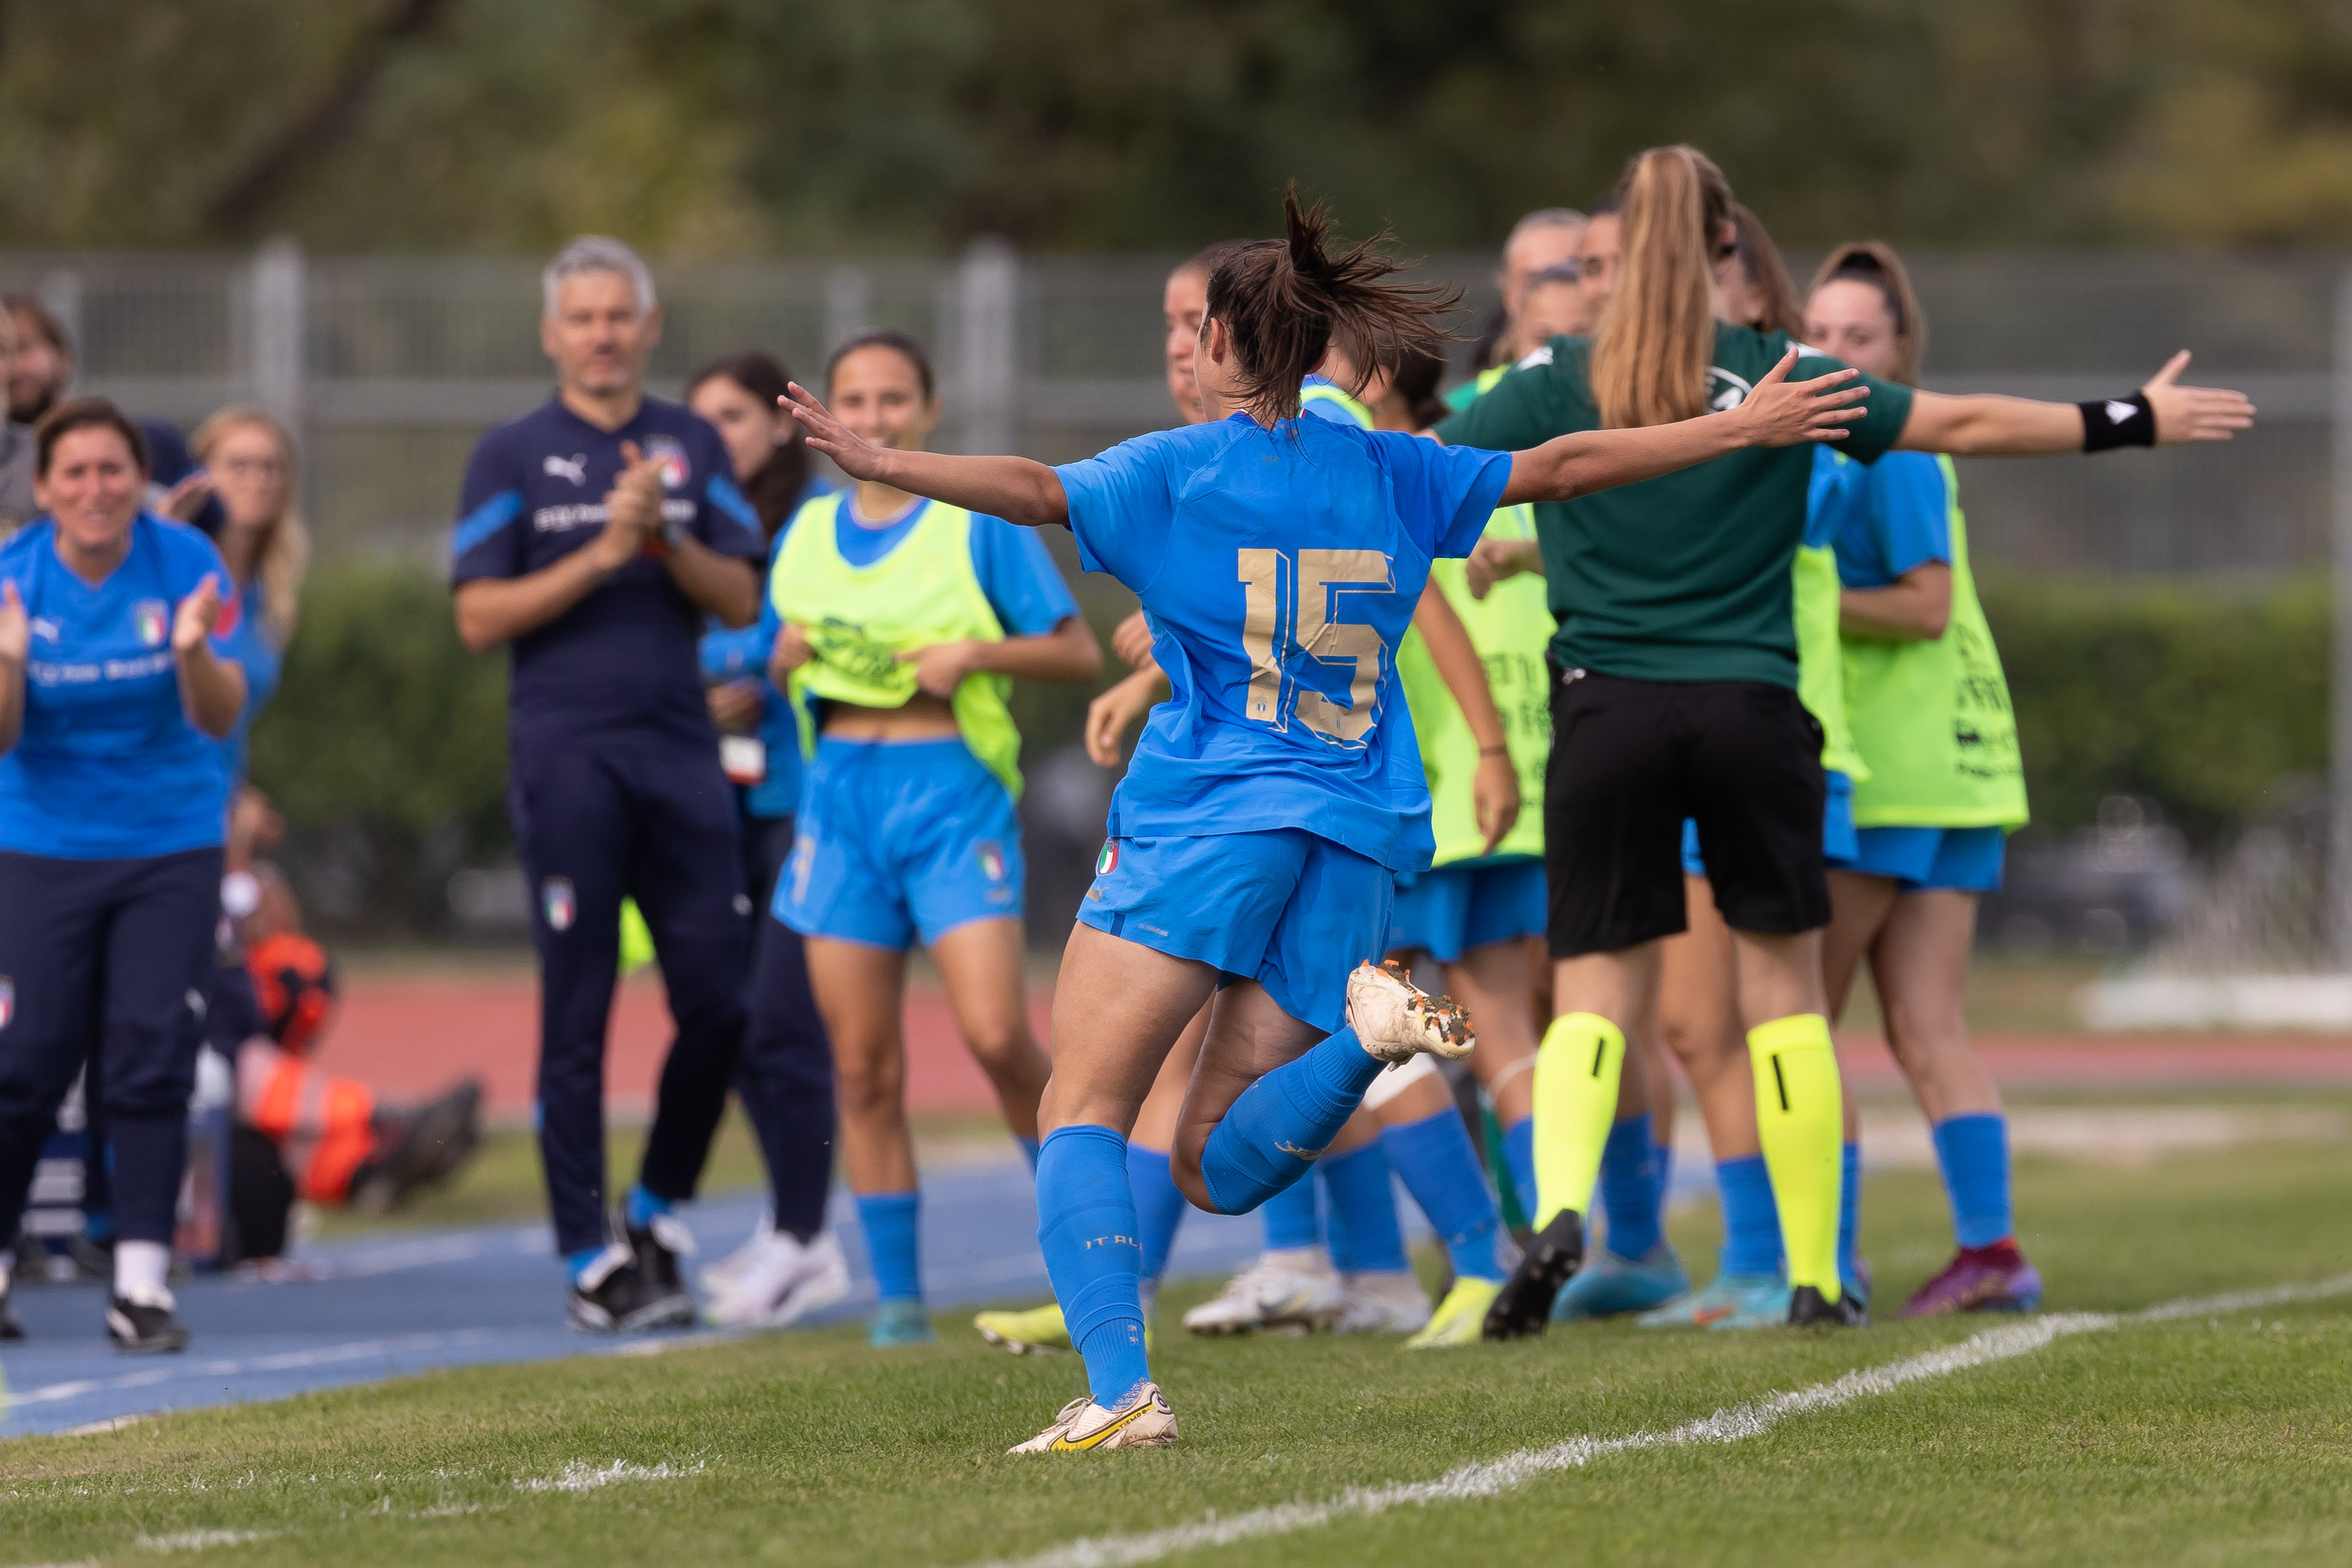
6, 1116, 2348, 1567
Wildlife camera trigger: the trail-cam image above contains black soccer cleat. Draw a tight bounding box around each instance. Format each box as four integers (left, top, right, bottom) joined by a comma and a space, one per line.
569, 1243, 686, 1333
107, 1292, 191, 1355
1482, 1209, 1585, 1340
1787, 1283, 1869, 1328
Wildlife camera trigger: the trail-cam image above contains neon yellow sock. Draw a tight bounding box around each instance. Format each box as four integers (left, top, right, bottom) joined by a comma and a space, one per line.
1749, 1013, 1843, 1302
1531, 1012, 1625, 1229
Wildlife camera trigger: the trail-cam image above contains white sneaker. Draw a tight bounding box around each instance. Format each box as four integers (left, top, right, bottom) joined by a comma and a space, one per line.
1008, 1383, 1178, 1453
1346, 960, 1474, 1064
1333, 1269, 1432, 1334
699, 1211, 776, 1296
703, 1229, 853, 1329
1180, 1249, 1344, 1335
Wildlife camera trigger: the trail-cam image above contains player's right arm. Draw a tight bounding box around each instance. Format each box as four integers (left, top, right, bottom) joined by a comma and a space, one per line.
781, 383, 1069, 529
0, 576, 27, 754
451, 437, 658, 653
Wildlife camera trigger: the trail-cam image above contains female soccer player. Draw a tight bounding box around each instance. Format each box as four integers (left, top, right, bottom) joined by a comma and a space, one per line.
685, 351, 851, 1329
767, 329, 1102, 1348
1805, 242, 2043, 1318
188, 405, 306, 783
0, 399, 246, 1351
1450, 145, 2253, 1336
785, 188, 1869, 1448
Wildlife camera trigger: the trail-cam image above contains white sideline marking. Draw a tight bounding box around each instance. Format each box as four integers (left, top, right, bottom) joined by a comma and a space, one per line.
135, 1530, 270, 1553
10, 1330, 500, 1408
512, 1459, 707, 1493
978, 1273, 2352, 1568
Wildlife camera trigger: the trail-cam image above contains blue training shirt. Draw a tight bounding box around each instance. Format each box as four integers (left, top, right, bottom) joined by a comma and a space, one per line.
1827, 448, 1952, 589
0, 514, 241, 858
450, 397, 767, 749
1055, 411, 1512, 871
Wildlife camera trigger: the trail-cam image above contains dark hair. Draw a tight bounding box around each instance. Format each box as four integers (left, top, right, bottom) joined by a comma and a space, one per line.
35, 396, 148, 478
824, 329, 936, 401
1391, 343, 1452, 432
687, 350, 813, 539
2, 293, 70, 357
1805, 241, 1927, 386
1726, 203, 1805, 338
1585, 192, 1621, 219
1175, 240, 1247, 280
1205, 184, 1461, 423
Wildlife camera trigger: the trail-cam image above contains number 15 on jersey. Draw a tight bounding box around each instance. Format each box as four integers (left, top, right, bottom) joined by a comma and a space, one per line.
1238, 547, 1396, 749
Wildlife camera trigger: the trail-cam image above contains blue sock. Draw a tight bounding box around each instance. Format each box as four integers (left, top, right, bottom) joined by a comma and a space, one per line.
1199, 1025, 1384, 1215
1016, 1135, 1041, 1172
1501, 1116, 1537, 1223
1838, 1142, 1862, 1285
1651, 1132, 1674, 1207
1126, 1143, 1185, 1283
566, 1245, 608, 1283
1260, 1173, 1322, 1251
1930, 1114, 2012, 1248
1319, 1144, 1408, 1272
853, 1190, 923, 1303
1381, 1109, 1501, 1281
624, 1182, 671, 1230
1035, 1126, 1151, 1409
1715, 1155, 1782, 1276
1598, 1115, 1662, 1260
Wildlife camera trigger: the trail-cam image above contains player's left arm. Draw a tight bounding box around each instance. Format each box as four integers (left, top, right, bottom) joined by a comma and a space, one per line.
781, 383, 1068, 528
1412, 581, 1519, 852
171, 571, 249, 738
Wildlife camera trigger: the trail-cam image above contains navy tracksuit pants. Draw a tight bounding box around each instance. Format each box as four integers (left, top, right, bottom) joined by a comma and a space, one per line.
735, 811, 835, 1242
0, 847, 220, 1248
512, 735, 750, 1256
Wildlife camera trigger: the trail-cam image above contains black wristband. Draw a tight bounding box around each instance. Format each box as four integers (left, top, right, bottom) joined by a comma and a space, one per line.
2079, 390, 2156, 452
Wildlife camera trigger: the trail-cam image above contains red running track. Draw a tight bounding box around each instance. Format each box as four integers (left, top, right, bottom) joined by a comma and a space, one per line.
313, 969, 2352, 1122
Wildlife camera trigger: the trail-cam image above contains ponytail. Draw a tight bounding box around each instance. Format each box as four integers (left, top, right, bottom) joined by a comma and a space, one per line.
1806, 241, 1927, 386
1588, 146, 1733, 429
1204, 184, 1461, 423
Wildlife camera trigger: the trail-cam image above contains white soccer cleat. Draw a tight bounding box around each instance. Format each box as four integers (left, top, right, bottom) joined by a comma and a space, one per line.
699, 1211, 776, 1296
703, 1229, 853, 1329
1332, 1269, 1433, 1335
1180, 1249, 1344, 1336
1346, 960, 1474, 1064
1008, 1383, 1178, 1453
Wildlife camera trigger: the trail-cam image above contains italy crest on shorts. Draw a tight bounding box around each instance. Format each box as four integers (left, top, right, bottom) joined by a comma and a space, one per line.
977, 841, 1007, 883
542, 877, 576, 932
0, 976, 13, 1030
133, 600, 169, 647
643, 435, 691, 491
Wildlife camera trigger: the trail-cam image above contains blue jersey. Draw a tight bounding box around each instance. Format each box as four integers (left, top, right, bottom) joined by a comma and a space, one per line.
450, 397, 766, 749
1055, 412, 1512, 870
212, 574, 283, 784
0, 514, 240, 858
1825, 448, 1952, 589
700, 479, 833, 818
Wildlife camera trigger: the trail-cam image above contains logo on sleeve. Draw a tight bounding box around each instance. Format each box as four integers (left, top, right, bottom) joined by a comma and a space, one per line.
543, 453, 588, 486
1094, 841, 1118, 876
542, 877, 576, 932
133, 600, 169, 647
643, 436, 690, 490
0, 976, 12, 1029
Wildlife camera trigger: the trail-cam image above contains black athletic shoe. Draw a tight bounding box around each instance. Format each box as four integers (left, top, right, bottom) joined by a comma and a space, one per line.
1787, 1283, 1869, 1328
0, 1282, 24, 1340
622, 1214, 697, 1330
1482, 1209, 1585, 1340
107, 1292, 191, 1354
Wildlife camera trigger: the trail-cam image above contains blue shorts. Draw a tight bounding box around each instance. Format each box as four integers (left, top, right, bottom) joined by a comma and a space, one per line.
1387, 858, 1546, 964
1078, 829, 1393, 1034
779, 737, 1024, 950
1842, 825, 2008, 892
1683, 770, 1856, 877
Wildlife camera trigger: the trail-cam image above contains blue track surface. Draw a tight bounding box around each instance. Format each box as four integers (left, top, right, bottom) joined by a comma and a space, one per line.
1, 1155, 1706, 1437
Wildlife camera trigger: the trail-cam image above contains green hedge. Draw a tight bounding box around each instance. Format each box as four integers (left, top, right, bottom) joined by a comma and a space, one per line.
250, 564, 2330, 934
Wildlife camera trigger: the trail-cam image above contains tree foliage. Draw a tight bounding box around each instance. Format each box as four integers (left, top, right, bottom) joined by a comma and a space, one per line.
5, 1, 2352, 255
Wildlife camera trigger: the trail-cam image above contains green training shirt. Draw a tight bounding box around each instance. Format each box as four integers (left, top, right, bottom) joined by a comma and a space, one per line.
1436, 324, 1915, 688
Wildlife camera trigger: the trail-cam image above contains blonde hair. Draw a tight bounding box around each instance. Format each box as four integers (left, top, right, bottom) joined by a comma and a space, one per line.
1806, 241, 1927, 386
1588, 146, 1734, 429
191, 405, 309, 646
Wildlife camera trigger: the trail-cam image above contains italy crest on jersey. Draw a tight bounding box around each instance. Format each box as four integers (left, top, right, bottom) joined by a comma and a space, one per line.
542, 877, 576, 932
133, 600, 169, 647
643, 435, 691, 491
0, 976, 14, 1030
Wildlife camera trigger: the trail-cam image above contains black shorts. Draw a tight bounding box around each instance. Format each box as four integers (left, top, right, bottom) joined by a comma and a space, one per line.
1544, 668, 1829, 957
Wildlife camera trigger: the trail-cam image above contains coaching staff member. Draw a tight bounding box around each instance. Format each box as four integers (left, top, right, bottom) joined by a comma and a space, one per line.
452, 237, 765, 1332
